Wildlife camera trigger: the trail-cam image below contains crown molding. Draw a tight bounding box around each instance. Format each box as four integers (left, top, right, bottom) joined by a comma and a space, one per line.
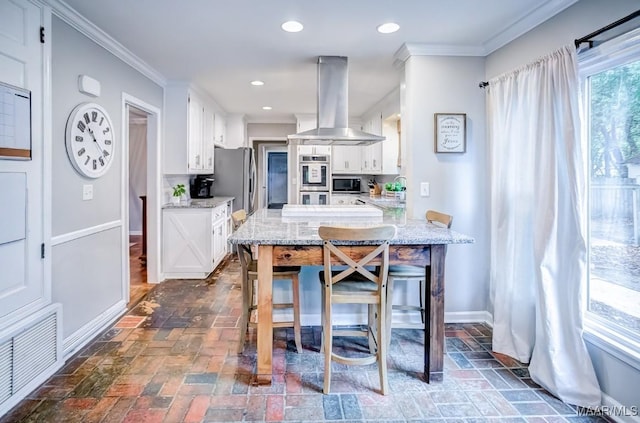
44, 0, 167, 87
394, 0, 579, 63
393, 43, 485, 63
482, 0, 580, 54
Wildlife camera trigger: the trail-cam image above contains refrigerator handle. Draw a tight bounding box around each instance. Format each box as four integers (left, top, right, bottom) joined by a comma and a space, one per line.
249, 150, 257, 213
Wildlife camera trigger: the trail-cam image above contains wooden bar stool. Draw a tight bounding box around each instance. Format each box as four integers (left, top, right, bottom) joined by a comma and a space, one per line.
388, 210, 452, 329
232, 210, 303, 354
318, 224, 396, 395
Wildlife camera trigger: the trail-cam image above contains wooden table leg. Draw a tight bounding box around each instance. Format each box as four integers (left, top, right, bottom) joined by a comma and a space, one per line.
255, 245, 274, 385
425, 244, 446, 382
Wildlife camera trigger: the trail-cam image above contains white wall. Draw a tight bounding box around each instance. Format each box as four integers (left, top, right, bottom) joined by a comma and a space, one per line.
485, 0, 640, 409
403, 55, 489, 315
51, 16, 163, 350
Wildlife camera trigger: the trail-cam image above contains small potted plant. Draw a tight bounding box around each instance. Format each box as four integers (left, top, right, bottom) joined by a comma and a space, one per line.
171, 183, 186, 205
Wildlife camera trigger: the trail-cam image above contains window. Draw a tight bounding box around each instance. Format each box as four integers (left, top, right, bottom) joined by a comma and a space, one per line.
580, 28, 640, 363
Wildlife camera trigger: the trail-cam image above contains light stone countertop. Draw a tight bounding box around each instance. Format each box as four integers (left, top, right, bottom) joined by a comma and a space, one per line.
163, 196, 234, 209
355, 194, 406, 209
228, 207, 474, 246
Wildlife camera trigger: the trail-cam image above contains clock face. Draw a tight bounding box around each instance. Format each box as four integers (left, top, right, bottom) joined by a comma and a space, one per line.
65, 103, 115, 178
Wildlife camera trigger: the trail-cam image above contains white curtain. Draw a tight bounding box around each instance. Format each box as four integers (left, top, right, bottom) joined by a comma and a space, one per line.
488, 45, 600, 407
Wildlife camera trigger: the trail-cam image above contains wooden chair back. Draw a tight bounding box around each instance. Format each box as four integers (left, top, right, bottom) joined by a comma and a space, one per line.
231, 209, 247, 230
426, 210, 453, 228
318, 225, 396, 287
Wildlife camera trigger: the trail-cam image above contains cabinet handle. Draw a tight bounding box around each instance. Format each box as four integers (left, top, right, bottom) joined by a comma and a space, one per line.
373, 159, 377, 168
345, 161, 348, 169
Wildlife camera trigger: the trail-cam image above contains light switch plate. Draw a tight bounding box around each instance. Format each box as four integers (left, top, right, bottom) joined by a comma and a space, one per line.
83, 184, 93, 200
420, 182, 430, 197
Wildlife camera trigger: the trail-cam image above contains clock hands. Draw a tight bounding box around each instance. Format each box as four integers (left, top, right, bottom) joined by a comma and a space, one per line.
87, 127, 104, 156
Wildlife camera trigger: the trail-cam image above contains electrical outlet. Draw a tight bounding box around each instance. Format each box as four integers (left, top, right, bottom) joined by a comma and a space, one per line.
420, 182, 430, 197
83, 184, 93, 200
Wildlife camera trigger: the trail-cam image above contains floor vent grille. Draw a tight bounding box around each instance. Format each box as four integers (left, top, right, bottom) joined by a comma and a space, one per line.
0, 306, 60, 412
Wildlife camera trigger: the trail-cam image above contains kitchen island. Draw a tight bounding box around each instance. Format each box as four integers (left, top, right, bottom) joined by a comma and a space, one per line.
228, 207, 474, 385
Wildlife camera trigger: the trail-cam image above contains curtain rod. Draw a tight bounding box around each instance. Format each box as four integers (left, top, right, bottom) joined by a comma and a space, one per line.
574, 9, 640, 49
479, 9, 640, 88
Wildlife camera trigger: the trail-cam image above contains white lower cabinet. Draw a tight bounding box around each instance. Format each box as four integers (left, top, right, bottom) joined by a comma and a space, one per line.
162, 203, 229, 279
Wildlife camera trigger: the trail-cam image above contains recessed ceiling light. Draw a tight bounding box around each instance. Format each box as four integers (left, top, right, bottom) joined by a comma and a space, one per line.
377, 22, 400, 34
281, 20, 304, 33
262, 106, 272, 110
251, 80, 264, 86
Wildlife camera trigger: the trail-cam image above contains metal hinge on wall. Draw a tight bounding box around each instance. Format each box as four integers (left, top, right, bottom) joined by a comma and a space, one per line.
40, 26, 45, 43
41, 243, 45, 259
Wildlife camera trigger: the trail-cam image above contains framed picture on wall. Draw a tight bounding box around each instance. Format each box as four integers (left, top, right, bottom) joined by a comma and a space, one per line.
434, 113, 466, 153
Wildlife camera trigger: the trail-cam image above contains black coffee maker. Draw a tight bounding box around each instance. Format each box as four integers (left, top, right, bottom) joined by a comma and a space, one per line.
190, 175, 214, 199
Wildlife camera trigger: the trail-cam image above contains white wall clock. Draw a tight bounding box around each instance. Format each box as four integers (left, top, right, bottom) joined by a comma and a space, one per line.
65, 102, 115, 178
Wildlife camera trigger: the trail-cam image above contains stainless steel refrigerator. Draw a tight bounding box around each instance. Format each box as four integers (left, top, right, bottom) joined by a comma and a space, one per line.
212, 147, 256, 214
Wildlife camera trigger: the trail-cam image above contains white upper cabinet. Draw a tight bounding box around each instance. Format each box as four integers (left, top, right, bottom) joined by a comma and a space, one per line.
214, 112, 226, 146
165, 83, 222, 174
361, 114, 383, 173
298, 145, 331, 156
359, 89, 401, 175
332, 145, 361, 174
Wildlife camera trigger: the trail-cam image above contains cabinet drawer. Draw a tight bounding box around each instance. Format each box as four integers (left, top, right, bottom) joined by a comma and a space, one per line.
212, 204, 226, 222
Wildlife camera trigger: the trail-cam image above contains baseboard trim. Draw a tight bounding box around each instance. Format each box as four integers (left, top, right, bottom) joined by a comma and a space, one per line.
600, 392, 640, 423
62, 300, 126, 359
445, 311, 493, 326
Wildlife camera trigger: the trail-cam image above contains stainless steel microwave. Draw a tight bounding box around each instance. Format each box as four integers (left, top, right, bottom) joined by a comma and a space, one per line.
332, 177, 361, 193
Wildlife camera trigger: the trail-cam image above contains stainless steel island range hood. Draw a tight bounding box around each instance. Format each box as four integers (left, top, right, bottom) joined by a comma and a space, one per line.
288, 56, 385, 146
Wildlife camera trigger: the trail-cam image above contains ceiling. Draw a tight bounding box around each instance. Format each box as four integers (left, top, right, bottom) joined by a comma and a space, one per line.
61, 0, 578, 123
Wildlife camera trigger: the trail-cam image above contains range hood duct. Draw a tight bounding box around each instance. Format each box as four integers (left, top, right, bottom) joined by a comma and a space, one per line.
288, 56, 385, 146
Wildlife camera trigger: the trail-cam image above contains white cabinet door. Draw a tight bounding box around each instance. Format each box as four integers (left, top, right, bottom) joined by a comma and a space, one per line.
362, 142, 382, 173
165, 85, 215, 174
332, 145, 361, 173
211, 204, 228, 268
188, 94, 204, 172
298, 145, 331, 156
162, 209, 213, 278
203, 109, 215, 172
212, 219, 225, 267
361, 114, 383, 173
214, 112, 226, 146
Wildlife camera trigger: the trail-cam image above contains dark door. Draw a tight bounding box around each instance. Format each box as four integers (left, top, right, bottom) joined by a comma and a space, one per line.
267, 151, 287, 209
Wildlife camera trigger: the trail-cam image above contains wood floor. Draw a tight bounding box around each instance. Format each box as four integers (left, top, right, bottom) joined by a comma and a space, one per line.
129, 235, 153, 308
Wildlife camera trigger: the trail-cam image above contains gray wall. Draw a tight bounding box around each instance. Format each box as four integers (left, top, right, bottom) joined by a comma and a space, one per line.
51, 16, 163, 342
247, 122, 296, 139
403, 55, 489, 314
485, 0, 640, 408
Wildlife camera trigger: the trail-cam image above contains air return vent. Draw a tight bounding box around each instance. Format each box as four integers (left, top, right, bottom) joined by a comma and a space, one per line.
0, 340, 11, 405
0, 305, 61, 416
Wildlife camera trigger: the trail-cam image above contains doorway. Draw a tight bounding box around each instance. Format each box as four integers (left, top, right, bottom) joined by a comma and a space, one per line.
267, 150, 288, 209
127, 106, 151, 306
122, 93, 162, 310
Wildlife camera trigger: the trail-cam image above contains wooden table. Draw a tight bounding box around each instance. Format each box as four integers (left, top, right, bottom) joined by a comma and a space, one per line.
228, 208, 474, 385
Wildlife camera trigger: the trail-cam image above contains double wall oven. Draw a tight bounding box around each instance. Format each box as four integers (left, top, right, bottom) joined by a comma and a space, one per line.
299, 154, 330, 204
